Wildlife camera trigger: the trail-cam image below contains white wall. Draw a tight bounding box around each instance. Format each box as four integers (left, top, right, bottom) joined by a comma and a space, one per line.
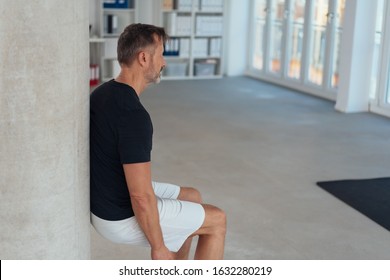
224, 0, 250, 76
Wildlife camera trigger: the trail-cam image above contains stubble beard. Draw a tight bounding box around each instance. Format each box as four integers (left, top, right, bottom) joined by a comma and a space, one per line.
146, 65, 163, 85
154, 72, 161, 84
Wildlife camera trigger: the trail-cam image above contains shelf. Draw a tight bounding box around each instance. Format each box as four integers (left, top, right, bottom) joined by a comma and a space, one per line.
103, 33, 122, 38
90, 0, 224, 82
194, 35, 223, 38
89, 37, 106, 43
103, 8, 135, 12
164, 56, 191, 60
163, 10, 192, 14
161, 76, 191, 80
196, 11, 223, 15
193, 74, 223, 79
162, 75, 222, 80
159, 0, 225, 79
193, 56, 222, 60
102, 4, 136, 39
88, 0, 138, 82
166, 35, 192, 38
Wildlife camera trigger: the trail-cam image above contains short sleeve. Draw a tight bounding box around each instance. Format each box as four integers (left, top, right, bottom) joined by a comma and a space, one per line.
118, 109, 153, 164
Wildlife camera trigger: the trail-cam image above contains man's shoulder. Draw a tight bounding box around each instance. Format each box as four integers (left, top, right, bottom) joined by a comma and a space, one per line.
91, 80, 119, 97
91, 80, 139, 108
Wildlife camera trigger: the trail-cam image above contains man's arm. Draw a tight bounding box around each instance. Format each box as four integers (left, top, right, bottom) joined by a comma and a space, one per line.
123, 162, 174, 260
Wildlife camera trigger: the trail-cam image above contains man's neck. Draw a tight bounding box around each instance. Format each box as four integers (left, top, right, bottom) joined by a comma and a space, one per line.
115, 68, 146, 96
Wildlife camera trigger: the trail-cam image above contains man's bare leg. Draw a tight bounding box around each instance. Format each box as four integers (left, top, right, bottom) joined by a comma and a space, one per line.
178, 186, 202, 204
174, 187, 203, 260
175, 237, 193, 260
193, 204, 226, 260
173, 187, 227, 259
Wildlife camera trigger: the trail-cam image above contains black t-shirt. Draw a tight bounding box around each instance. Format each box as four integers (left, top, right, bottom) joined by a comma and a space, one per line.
90, 80, 153, 220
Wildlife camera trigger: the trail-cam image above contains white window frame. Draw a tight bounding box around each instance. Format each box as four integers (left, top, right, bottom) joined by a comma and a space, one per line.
370, 0, 390, 118
246, 0, 342, 101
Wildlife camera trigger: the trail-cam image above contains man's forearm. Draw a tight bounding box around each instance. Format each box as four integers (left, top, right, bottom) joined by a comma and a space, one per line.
123, 162, 173, 259
131, 192, 165, 250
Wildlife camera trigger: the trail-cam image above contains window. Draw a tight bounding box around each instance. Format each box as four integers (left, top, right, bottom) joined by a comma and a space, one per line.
248, 0, 346, 100
370, 0, 390, 116
369, 0, 384, 100
287, 0, 306, 79
253, 0, 267, 70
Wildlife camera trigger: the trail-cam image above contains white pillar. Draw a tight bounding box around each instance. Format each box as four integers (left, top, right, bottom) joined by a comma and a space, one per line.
335, 0, 378, 112
224, 0, 249, 76
0, 0, 90, 259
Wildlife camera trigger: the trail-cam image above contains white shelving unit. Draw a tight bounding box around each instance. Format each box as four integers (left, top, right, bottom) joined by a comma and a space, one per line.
89, 0, 225, 83
89, 0, 137, 83
160, 0, 225, 80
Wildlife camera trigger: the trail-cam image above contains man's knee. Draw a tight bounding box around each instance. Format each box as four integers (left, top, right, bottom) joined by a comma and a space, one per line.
179, 186, 202, 203
190, 187, 202, 203
214, 207, 227, 235
202, 204, 227, 236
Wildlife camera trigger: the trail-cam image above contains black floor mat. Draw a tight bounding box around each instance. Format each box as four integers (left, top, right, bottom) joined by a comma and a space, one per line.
317, 178, 390, 231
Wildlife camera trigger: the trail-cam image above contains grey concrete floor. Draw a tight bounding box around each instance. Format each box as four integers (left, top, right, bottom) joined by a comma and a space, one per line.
91, 76, 390, 259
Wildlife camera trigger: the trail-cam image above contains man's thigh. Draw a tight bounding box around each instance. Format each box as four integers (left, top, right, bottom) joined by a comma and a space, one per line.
152, 181, 180, 199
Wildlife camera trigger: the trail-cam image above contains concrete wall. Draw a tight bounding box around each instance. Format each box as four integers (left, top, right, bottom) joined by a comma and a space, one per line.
0, 0, 90, 259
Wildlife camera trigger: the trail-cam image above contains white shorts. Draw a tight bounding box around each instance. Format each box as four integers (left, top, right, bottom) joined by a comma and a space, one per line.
91, 181, 205, 252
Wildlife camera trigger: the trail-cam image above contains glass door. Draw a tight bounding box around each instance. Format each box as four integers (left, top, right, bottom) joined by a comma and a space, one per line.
304, 0, 345, 89
307, 0, 328, 86
286, 0, 306, 80
249, 0, 346, 100
372, 0, 390, 115
369, 0, 385, 100
386, 69, 390, 104
380, 0, 390, 106
252, 0, 268, 70
329, 0, 345, 89
252, 0, 302, 77
268, 0, 285, 75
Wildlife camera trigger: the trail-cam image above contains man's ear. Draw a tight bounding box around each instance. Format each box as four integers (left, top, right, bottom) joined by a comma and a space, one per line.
137, 51, 147, 66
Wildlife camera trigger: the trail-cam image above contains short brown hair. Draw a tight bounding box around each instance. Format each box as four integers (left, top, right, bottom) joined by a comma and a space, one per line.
117, 23, 168, 66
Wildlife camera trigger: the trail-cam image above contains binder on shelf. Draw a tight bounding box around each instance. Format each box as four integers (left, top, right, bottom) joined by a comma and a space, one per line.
103, 0, 131, 9
163, 38, 190, 57
194, 59, 218, 76
209, 38, 222, 57
164, 38, 180, 56
200, 0, 223, 12
128, 0, 134, 9
179, 38, 190, 58
159, 0, 224, 79
104, 38, 118, 58
176, 15, 192, 36
196, 15, 223, 36
105, 14, 119, 34
193, 38, 208, 57
164, 14, 191, 36
177, 0, 194, 11
103, 0, 116, 8
164, 12, 177, 35
163, 0, 175, 10
90, 64, 100, 87
163, 61, 188, 77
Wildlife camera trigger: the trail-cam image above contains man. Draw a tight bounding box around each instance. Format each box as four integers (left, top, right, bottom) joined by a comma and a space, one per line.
90, 23, 226, 260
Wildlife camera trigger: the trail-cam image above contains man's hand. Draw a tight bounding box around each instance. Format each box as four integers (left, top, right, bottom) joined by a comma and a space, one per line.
151, 245, 175, 260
